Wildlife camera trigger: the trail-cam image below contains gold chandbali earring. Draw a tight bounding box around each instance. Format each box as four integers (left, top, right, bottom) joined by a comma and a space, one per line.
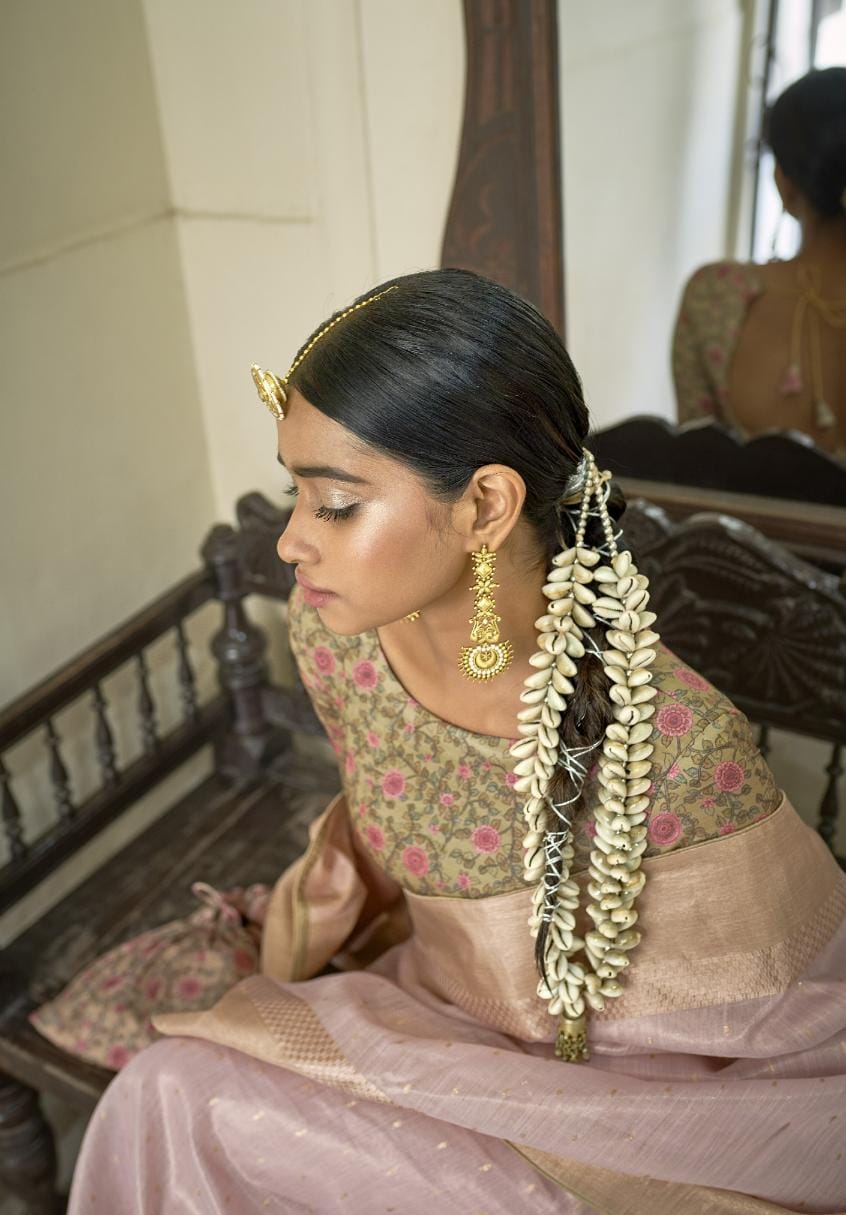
459, 545, 514, 681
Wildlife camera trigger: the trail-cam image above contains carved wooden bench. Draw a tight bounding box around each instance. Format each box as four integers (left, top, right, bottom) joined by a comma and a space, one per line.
0, 497, 338, 1213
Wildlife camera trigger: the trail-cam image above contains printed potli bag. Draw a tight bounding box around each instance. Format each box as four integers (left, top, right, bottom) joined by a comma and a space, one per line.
30, 882, 269, 1070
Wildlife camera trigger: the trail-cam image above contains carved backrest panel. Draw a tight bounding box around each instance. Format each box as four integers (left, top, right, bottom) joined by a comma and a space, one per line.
623, 500, 846, 743
589, 415, 846, 508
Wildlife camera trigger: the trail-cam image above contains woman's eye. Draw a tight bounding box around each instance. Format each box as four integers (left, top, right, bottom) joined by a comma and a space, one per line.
313, 504, 357, 522
284, 482, 355, 521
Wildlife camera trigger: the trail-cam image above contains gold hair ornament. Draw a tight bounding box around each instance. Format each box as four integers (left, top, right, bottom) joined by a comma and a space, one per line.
459, 545, 514, 681
510, 451, 658, 1062
250, 286, 399, 421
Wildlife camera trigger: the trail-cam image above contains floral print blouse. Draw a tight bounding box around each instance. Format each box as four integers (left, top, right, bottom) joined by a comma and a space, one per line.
672, 261, 762, 428
287, 586, 780, 899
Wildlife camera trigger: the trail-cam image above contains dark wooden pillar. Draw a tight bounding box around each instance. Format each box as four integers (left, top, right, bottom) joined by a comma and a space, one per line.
0, 1072, 60, 1213
441, 0, 565, 336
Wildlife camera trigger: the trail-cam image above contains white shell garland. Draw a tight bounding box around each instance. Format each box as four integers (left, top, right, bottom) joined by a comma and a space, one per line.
509, 453, 659, 1062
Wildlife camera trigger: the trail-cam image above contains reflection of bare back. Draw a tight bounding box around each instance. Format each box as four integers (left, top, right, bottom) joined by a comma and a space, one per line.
728, 259, 846, 449
672, 257, 846, 455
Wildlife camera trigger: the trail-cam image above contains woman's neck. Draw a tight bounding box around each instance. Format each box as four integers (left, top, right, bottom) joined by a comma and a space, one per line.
796, 214, 846, 267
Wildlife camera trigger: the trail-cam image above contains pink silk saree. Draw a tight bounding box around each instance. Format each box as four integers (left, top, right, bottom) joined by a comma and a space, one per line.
70, 786, 846, 1214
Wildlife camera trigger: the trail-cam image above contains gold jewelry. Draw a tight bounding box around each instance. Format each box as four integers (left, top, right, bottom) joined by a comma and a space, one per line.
459, 545, 513, 681
250, 286, 399, 420
403, 611, 421, 622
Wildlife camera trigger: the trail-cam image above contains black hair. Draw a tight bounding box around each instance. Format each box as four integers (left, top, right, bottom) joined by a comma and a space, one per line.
289, 268, 590, 565
766, 67, 846, 219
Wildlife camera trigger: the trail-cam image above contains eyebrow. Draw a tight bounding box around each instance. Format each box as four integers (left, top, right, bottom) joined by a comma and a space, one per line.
276, 452, 371, 485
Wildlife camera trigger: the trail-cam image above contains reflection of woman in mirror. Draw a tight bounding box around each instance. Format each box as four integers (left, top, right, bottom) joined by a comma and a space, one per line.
673, 68, 846, 454
68, 272, 846, 1213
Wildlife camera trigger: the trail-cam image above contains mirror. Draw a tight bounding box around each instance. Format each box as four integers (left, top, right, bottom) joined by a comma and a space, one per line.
555, 0, 846, 459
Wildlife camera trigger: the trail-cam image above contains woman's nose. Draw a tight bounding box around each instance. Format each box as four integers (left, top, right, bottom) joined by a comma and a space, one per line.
276, 510, 317, 566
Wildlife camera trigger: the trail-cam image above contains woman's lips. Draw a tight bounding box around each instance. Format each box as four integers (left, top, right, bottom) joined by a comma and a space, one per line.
295, 570, 337, 608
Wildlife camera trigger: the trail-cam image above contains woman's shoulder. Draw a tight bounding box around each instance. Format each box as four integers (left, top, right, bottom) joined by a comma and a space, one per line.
681, 260, 763, 309
639, 645, 781, 856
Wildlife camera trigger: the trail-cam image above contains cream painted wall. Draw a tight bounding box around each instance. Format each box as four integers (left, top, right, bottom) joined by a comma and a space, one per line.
559, 0, 743, 427
0, 0, 216, 700
141, 0, 464, 518
0, 0, 218, 940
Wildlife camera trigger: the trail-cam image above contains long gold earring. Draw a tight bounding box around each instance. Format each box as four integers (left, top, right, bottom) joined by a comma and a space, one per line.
459, 545, 513, 681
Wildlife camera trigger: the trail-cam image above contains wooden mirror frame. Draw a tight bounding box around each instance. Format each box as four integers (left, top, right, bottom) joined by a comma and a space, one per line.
440, 0, 564, 336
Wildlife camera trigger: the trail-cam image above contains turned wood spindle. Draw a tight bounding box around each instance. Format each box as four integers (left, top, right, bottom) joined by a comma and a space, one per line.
176, 621, 200, 723
44, 719, 74, 820
92, 684, 119, 786
136, 652, 159, 753
818, 743, 843, 853
0, 758, 26, 860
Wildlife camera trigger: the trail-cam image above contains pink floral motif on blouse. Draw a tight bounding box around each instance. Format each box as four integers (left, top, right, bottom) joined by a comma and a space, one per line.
344, 752, 356, 776
366, 825, 385, 851
655, 704, 695, 737
382, 770, 406, 798
714, 761, 746, 793
458, 764, 472, 779
439, 793, 454, 806
366, 732, 380, 748
472, 825, 501, 854
313, 646, 336, 676
700, 796, 717, 811
402, 846, 429, 876
457, 873, 470, 890
352, 661, 378, 690
667, 763, 681, 781
177, 977, 202, 1000
719, 823, 736, 835
673, 667, 709, 691
648, 812, 683, 847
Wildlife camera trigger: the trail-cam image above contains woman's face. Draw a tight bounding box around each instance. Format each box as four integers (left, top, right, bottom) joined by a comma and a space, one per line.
275, 389, 469, 635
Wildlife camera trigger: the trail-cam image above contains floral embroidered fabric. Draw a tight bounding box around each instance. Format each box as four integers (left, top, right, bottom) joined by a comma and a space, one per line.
672, 260, 762, 427
288, 587, 780, 899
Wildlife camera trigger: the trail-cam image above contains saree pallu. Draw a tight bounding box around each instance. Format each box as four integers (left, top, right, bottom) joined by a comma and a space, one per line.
71, 793, 846, 1214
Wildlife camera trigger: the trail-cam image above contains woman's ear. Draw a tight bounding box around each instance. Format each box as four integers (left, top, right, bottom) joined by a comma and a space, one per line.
452, 464, 527, 552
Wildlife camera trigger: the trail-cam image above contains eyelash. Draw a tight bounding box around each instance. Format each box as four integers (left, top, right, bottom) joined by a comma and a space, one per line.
285, 484, 357, 523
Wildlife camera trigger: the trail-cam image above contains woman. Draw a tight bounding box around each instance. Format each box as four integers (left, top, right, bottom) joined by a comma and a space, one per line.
70, 270, 845, 1213
673, 67, 846, 453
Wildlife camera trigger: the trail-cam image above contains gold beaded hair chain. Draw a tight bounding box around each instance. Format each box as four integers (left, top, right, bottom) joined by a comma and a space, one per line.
251, 286, 399, 421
